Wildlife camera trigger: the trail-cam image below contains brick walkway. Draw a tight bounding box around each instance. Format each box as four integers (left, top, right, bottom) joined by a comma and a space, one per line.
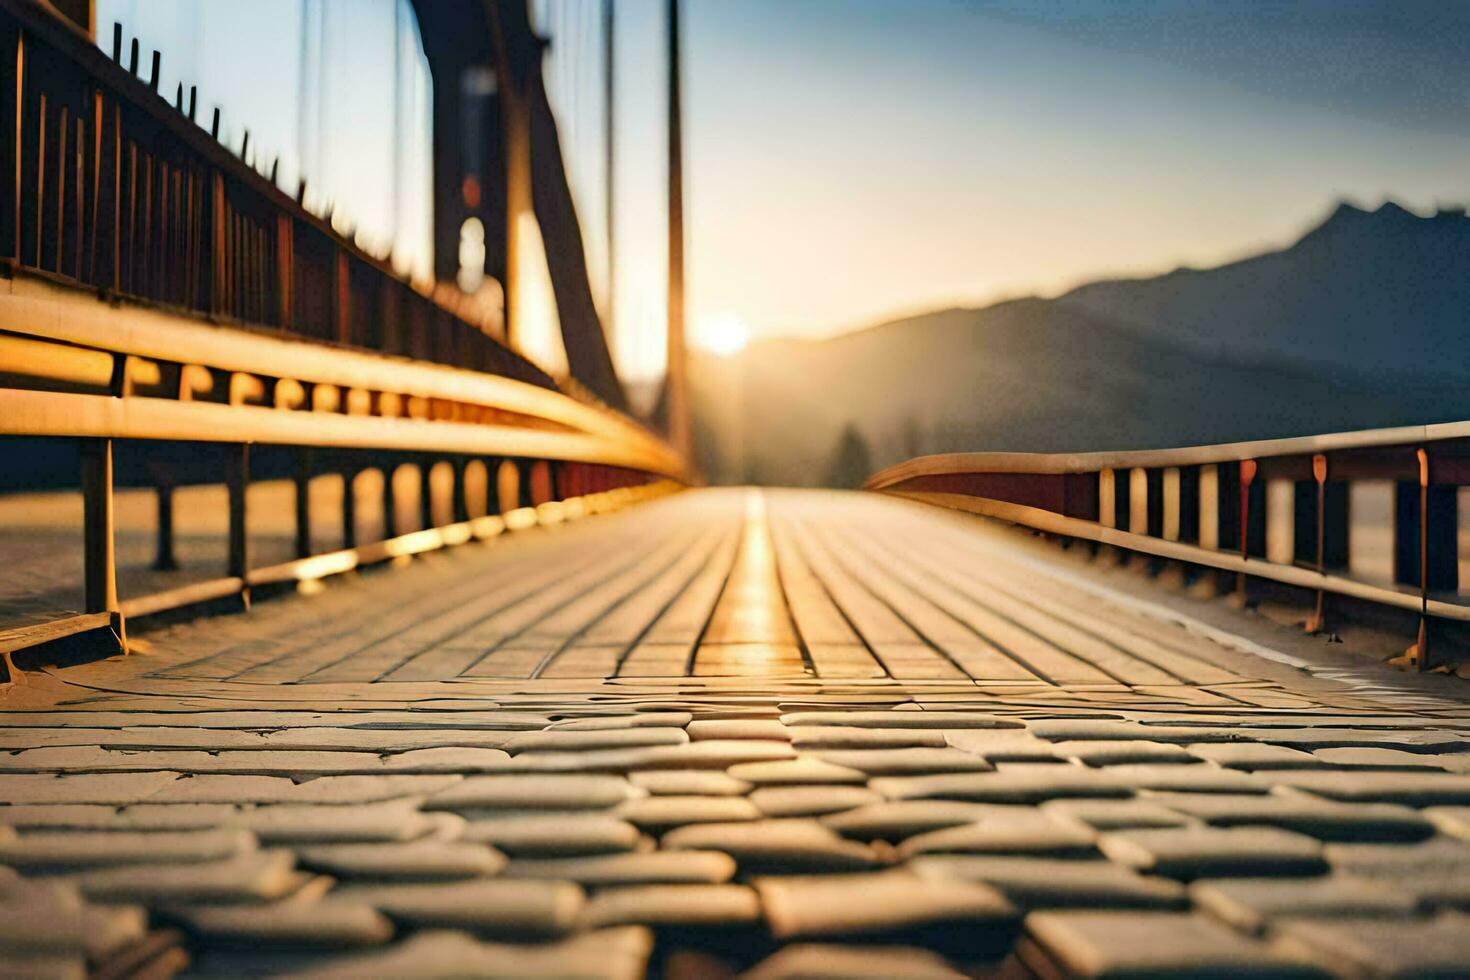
2, 488, 1470, 977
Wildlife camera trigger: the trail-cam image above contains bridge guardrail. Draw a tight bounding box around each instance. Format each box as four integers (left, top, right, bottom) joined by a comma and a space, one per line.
0, 1, 686, 669
865, 423, 1470, 671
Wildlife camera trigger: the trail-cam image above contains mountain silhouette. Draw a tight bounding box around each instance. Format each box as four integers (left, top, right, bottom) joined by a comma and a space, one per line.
692, 201, 1470, 487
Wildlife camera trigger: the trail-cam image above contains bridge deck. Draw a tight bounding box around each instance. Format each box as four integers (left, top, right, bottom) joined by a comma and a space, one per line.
4, 489, 1470, 977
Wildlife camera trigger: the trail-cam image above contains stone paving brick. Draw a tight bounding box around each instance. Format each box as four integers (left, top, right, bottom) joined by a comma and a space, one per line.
627, 770, 751, 796
897, 811, 1097, 857
0, 772, 180, 804
327, 879, 586, 936
501, 850, 737, 885
786, 727, 948, 750
549, 713, 693, 730
1186, 742, 1326, 770
870, 769, 1133, 804
1426, 805, 1470, 840
295, 840, 506, 879
423, 774, 641, 811
504, 740, 797, 773
457, 814, 641, 855
1040, 799, 1193, 830
685, 719, 790, 741
1026, 720, 1241, 743
942, 729, 1061, 762
821, 800, 1014, 840
289, 926, 654, 979
148, 774, 462, 805
61, 848, 301, 903
1258, 770, 1470, 806
1313, 746, 1459, 770
0, 879, 148, 961
1052, 740, 1198, 766
1019, 910, 1328, 978
502, 728, 690, 754
749, 784, 883, 817
580, 883, 761, 929
742, 943, 966, 979
167, 901, 395, 947
1148, 793, 1434, 842
1099, 827, 1327, 879
755, 870, 1017, 940
1190, 876, 1420, 933
662, 819, 883, 871
1104, 764, 1271, 794
0, 828, 255, 869
616, 794, 762, 831
812, 747, 993, 775
906, 855, 1187, 910
1272, 914, 1470, 978
781, 711, 1023, 730
725, 756, 867, 785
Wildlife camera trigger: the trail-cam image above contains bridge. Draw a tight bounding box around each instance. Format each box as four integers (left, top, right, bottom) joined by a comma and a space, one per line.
1, 2, 1469, 977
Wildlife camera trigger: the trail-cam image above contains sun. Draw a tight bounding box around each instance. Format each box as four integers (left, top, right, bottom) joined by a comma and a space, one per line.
694, 312, 750, 357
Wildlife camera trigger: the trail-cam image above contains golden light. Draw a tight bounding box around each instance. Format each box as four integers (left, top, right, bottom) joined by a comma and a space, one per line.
695, 312, 750, 357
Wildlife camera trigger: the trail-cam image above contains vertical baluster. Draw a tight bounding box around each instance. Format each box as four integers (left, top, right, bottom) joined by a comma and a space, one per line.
226, 444, 251, 609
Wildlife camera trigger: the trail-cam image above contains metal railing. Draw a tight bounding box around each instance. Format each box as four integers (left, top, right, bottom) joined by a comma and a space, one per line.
0, 1, 686, 669
866, 423, 1470, 671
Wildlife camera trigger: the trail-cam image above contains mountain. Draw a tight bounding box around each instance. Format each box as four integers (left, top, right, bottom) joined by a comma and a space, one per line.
691, 201, 1470, 487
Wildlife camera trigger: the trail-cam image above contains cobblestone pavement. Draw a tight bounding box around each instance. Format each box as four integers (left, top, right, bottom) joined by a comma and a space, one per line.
3, 488, 1470, 977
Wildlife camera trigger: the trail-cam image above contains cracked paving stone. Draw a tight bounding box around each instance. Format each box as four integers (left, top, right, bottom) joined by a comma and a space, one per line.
786, 727, 948, 750
0, 772, 180, 805
1025, 720, 1241, 743
166, 901, 395, 947
1257, 770, 1470, 806
1273, 914, 1470, 977
907, 855, 1187, 910
1312, 746, 1460, 770
616, 794, 761, 831
580, 883, 761, 929
502, 728, 690, 754
294, 840, 506, 879
290, 926, 653, 979
0, 746, 504, 777
1099, 826, 1327, 879
662, 819, 883, 871
870, 769, 1133, 804
781, 711, 1022, 730
1254, 729, 1470, 752
812, 747, 993, 776
457, 814, 641, 855
503, 740, 797, 773
229, 800, 451, 843
1185, 743, 1326, 770
726, 756, 867, 786
821, 800, 1013, 840
1189, 876, 1420, 933
549, 713, 693, 730
750, 784, 883, 817
60, 848, 301, 903
0, 828, 256, 869
1148, 793, 1434, 842
754, 870, 1017, 940
686, 719, 790, 741
375, 748, 514, 772
501, 849, 737, 885
1018, 910, 1327, 978
147, 774, 462, 805
627, 770, 751, 796
328, 879, 585, 936
1040, 799, 1193, 830
742, 943, 966, 979
422, 774, 641, 811
896, 811, 1097, 857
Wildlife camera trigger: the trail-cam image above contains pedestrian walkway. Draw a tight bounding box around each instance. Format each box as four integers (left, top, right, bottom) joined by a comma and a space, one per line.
2, 488, 1469, 977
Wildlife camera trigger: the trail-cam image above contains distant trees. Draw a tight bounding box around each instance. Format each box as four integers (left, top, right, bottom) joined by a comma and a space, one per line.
826, 423, 873, 489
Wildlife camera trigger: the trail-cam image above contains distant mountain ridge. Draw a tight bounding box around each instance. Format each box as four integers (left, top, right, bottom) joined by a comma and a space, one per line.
692, 201, 1470, 487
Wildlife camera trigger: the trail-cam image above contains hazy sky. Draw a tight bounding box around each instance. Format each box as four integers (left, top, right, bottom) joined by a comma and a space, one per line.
95, 1, 1470, 384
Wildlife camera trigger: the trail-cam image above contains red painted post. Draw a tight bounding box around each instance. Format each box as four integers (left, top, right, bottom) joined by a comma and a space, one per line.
1305, 454, 1328, 633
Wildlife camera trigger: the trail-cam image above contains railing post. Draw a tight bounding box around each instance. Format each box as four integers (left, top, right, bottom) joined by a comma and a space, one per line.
452, 458, 470, 524
226, 444, 250, 608
1304, 454, 1328, 633
1234, 458, 1257, 606
382, 462, 399, 539
341, 464, 358, 550
80, 437, 119, 618
294, 448, 312, 559
152, 479, 177, 571
497, 459, 520, 514
420, 458, 436, 531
